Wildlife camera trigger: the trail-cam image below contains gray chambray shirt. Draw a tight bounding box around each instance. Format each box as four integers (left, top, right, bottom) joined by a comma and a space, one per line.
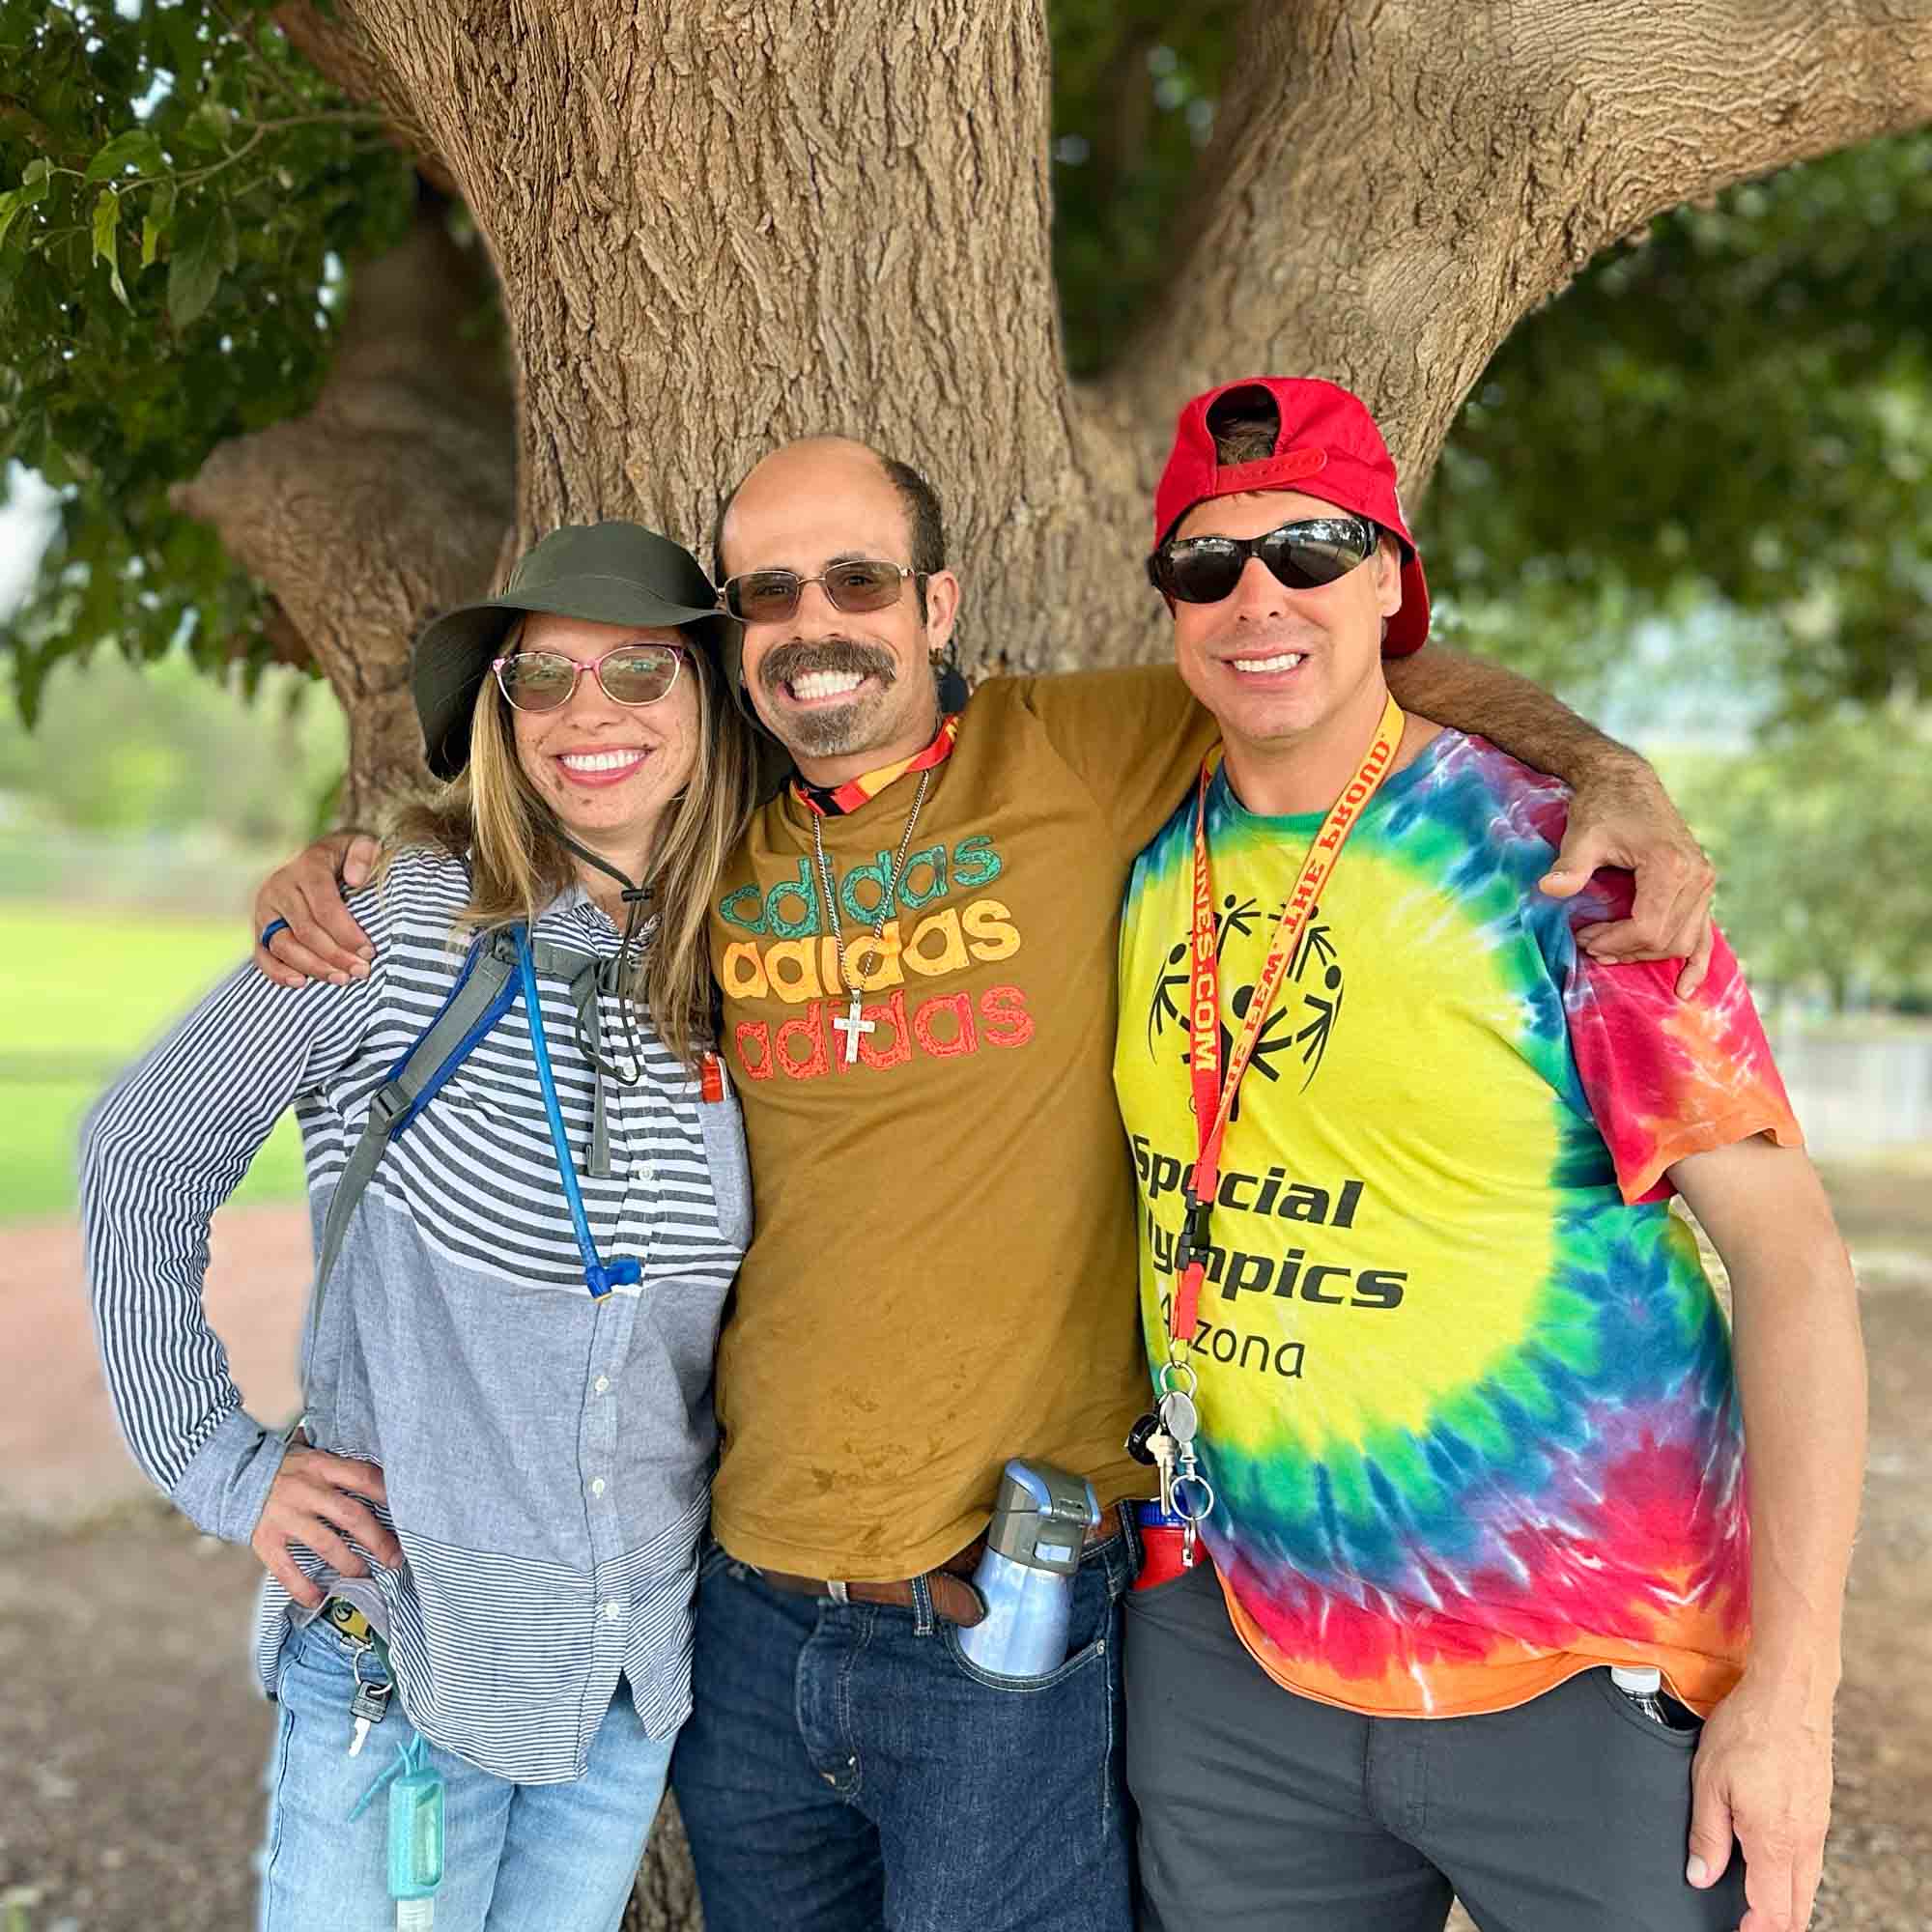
81, 848, 750, 1782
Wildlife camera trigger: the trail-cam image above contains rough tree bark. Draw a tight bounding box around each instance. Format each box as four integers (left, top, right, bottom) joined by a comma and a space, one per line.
172, 0, 1932, 1918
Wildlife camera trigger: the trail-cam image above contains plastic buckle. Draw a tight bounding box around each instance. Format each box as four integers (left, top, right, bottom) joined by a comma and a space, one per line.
1173, 1189, 1213, 1273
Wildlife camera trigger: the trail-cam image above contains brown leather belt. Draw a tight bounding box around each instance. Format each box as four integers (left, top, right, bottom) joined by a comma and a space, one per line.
755, 1516, 1117, 1631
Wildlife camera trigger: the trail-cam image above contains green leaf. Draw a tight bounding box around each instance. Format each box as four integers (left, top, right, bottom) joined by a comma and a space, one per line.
85, 129, 165, 184
21, 158, 52, 190
91, 190, 131, 309
0, 189, 23, 258
141, 180, 176, 270
166, 197, 227, 329
12, 642, 51, 730
91, 190, 120, 265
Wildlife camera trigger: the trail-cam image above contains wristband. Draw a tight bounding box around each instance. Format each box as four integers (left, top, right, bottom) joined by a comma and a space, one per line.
260, 917, 291, 950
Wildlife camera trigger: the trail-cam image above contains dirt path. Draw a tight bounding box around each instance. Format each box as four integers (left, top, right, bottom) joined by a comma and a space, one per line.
5, 1179, 1928, 1930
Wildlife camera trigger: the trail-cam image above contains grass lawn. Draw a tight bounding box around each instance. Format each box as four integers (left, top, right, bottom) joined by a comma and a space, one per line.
1, 906, 306, 1223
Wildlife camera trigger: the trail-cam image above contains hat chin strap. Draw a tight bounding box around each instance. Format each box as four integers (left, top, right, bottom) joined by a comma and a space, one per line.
546, 819, 654, 1086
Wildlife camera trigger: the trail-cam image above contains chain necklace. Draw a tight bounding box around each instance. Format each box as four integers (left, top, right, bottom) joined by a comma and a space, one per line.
811, 766, 933, 1064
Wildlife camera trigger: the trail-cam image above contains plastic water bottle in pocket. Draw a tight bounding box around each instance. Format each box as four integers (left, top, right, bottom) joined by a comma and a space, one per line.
1611, 1663, 1672, 1726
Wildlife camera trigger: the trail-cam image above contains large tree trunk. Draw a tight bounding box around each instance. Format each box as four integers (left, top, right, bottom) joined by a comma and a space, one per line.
179, 0, 1932, 815
170, 0, 1932, 1915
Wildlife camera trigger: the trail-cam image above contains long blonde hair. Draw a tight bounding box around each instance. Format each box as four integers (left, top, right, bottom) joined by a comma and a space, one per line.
390, 629, 754, 1069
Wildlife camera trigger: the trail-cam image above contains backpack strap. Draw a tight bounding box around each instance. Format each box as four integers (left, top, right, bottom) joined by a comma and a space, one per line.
298, 926, 595, 1420
295, 921, 639, 1430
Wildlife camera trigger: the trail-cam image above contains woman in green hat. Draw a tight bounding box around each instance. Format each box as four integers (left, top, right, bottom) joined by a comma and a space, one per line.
81, 522, 757, 1930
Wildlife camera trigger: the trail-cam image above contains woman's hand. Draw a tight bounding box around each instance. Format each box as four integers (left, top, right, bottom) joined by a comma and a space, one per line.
250, 1445, 402, 1607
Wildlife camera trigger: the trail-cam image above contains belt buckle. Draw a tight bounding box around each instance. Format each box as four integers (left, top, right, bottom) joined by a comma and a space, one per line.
825, 1579, 851, 1605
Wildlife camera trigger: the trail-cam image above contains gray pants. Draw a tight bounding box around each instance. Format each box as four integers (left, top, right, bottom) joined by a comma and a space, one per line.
1124, 1562, 1748, 1932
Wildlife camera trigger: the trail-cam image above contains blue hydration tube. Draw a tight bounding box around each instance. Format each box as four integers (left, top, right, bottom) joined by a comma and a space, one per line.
515, 926, 640, 1300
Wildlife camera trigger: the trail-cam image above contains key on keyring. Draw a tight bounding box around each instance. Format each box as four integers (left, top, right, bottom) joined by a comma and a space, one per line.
1146, 1428, 1179, 1518
1157, 1388, 1198, 1448
1124, 1411, 1164, 1465
349, 1677, 393, 1757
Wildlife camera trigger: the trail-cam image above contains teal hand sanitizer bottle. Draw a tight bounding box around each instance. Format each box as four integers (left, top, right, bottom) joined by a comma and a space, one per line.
387, 1739, 443, 1930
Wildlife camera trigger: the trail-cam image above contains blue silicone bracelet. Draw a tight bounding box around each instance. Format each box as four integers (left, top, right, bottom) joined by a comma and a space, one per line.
260, 917, 291, 950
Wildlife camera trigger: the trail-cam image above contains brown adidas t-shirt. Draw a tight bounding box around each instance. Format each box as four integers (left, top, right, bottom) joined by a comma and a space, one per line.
707, 667, 1215, 1577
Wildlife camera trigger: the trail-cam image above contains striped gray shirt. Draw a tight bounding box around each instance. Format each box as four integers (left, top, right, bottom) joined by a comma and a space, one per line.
80, 848, 751, 1783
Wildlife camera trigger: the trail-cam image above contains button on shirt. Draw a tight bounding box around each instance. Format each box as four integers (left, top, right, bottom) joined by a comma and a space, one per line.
81, 850, 752, 1782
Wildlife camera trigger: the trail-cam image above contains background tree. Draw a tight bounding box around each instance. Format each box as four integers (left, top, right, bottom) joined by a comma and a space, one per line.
8, 4, 1932, 1922
7, 0, 1932, 823
1668, 708, 1932, 1012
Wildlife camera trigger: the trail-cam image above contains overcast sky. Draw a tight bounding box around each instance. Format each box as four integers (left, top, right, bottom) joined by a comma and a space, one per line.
0, 468, 60, 619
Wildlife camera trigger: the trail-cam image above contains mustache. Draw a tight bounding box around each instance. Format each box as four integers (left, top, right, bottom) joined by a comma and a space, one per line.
758, 638, 897, 694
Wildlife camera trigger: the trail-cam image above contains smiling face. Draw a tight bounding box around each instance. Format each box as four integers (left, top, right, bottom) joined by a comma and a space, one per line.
719, 438, 960, 781
1168, 487, 1403, 774
506, 611, 701, 873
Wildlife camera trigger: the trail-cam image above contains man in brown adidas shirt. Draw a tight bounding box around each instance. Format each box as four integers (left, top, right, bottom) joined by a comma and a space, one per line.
258, 437, 1716, 1932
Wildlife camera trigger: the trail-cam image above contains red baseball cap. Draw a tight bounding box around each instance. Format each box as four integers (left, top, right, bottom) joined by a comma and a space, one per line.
1151, 376, 1430, 655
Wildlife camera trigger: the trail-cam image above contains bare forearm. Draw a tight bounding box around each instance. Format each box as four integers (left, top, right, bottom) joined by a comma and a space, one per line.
1730, 1237, 1866, 1698
1385, 643, 1643, 787
1675, 1143, 1867, 1700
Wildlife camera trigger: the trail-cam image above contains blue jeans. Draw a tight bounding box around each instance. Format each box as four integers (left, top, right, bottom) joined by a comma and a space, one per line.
258, 1617, 675, 1932
669, 1518, 1138, 1932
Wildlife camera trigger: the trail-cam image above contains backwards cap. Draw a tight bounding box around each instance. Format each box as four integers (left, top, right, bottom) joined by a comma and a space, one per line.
1151, 376, 1430, 655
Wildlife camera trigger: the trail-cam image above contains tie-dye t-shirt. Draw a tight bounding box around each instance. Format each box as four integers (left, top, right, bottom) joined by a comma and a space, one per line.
1112, 725, 1802, 1719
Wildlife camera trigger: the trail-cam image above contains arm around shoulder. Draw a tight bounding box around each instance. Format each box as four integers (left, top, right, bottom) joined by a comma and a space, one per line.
1388, 643, 1717, 984
255, 828, 384, 989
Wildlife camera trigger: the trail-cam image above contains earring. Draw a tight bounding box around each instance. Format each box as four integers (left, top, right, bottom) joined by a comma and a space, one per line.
932, 638, 969, 714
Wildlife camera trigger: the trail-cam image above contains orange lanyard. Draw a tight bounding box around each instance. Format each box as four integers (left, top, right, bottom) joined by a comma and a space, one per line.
1170, 694, 1406, 1344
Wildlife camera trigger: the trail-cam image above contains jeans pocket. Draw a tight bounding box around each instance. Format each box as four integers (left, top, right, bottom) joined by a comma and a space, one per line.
941, 1582, 1119, 1694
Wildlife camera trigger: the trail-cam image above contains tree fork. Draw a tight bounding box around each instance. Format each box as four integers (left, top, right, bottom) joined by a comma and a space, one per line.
171, 184, 514, 823
306, 0, 1154, 682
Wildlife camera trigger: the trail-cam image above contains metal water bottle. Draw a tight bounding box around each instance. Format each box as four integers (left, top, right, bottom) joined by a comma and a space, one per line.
956, 1459, 1100, 1678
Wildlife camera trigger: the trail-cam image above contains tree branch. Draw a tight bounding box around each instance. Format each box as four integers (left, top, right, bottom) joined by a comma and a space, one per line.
272, 1, 459, 193
1109, 0, 1932, 496
246, 598, 316, 671
172, 187, 514, 823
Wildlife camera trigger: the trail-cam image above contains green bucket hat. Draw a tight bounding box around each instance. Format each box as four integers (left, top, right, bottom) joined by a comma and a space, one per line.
412, 521, 737, 781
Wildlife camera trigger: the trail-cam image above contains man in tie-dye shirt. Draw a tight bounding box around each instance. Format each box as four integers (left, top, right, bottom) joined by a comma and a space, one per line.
1115, 378, 1865, 1932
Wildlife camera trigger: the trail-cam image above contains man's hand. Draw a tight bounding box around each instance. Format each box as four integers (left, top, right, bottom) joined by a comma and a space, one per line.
255, 831, 382, 990
1687, 1673, 1834, 1932
250, 1445, 403, 1608
1538, 758, 1717, 995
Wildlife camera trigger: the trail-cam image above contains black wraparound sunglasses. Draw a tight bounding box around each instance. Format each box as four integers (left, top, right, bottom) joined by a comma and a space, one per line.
1147, 514, 1381, 605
